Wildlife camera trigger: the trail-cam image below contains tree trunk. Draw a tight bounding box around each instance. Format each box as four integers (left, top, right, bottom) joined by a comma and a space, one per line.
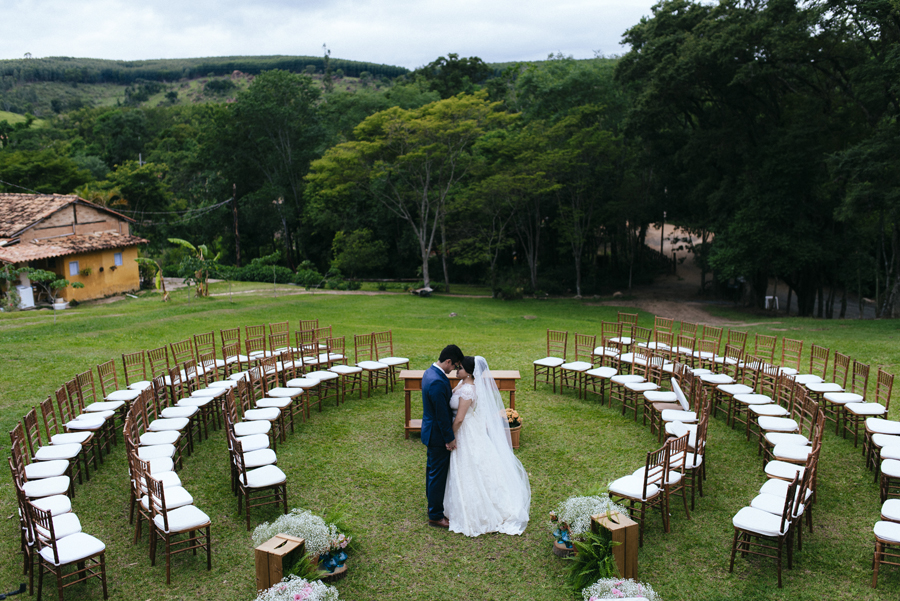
816, 286, 824, 318
840, 287, 847, 319
420, 242, 431, 288
786, 286, 793, 316
440, 218, 450, 294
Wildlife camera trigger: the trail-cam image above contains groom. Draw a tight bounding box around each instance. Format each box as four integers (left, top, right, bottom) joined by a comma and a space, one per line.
421, 344, 464, 528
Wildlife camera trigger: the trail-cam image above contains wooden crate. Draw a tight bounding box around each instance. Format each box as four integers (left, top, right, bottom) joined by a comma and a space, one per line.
591, 511, 639, 579
254, 533, 306, 592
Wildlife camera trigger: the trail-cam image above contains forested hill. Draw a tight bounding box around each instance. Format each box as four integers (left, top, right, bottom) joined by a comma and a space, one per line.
0, 55, 409, 84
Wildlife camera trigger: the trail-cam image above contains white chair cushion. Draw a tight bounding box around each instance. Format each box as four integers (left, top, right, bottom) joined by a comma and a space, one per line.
154, 505, 210, 533
226, 354, 250, 364
882, 499, 900, 522
136, 444, 176, 461
773, 444, 812, 462
765, 460, 804, 480
665, 422, 698, 448
39, 532, 105, 565
611, 375, 644, 385
779, 367, 799, 376
765, 432, 809, 446
242, 465, 287, 488
140, 431, 180, 446
380, 357, 409, 366
872, 434, 900, 448
25, 460, 69, 479
718, 384, 753, 395
823, 392, 863, 405
792, 374, 823, 385
689, 368, 712, 375
144, 457, 176, 474
758, 416, 799, 432
662, 410, 696, 423
306, 371, 340, 381
64, 418, 103, 431
608, 475, 659, 501
234, 421, 270, 437
330, 365, 363, 375
644, 391, 677, 402
750, 404, 789, 416
672, 378, 689, 411
228, 371, 249, 382
31, 494, 72, 516
149, 417, 189, 431
177, 397, 213, 408
208, 380, 237, 389
23, 476, 70, 498
357, 361, 389, 370
244, 449, 278, 468
611, 337, 633, 346
257, 398, 292, 409
266, 387, 303, 398
235, 434, 270, 452
624, 382, 659, 392
750, 493, 802, 517
244, 408, 280, 421
806, 382, 842, 393
128, 381, 152, 391
733, 394, 773, 405
875, 521, 900, 543
692, 351, 714, 360
141, 486, 193, 511
534, 357, 565, 367
138, 471, 181, 493
882, 446, 900, 461
84, 400, 124, 412
50, 432, 91, 445
870, 419, 900, 436
561, 361, 593, 371
759, 478, 813, 502
699, 373, 733, 385
191, 388, 226, 398
882, 459, 900, 478
286, 378, 318, 388
585, 366, 617, 379
105, 389, 141, 402
845, 403, 887, 416
592, 346, 619, 357
34, 444, 81, 461
76, 410, 113, 420
632, 466, 681, 485
160, 406, 198, 419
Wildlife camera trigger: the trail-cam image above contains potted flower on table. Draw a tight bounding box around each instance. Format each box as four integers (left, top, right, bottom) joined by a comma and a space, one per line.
506, 408, 522, 449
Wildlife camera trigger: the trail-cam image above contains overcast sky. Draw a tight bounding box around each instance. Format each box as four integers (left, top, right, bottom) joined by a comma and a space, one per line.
0, 0, 657, 69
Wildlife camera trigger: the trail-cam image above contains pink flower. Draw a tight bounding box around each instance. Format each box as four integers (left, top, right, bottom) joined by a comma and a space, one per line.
611, 588, 624, 598
589, 597, 599, 601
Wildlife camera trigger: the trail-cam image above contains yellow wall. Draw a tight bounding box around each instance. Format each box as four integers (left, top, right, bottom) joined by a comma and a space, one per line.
53, 246, 141, 301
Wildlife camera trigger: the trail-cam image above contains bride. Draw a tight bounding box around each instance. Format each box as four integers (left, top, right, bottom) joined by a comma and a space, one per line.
444, 356, 531, 536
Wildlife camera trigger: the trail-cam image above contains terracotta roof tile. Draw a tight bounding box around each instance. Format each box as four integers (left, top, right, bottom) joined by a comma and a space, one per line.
0, 232, 148, 264
0, 193, 134, 238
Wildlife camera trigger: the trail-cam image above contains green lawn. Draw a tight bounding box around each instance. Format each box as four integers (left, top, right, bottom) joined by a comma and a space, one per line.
1, 285, 899, 600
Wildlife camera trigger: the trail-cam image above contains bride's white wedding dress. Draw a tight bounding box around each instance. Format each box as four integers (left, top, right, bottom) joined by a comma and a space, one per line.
444, 357, 530, 537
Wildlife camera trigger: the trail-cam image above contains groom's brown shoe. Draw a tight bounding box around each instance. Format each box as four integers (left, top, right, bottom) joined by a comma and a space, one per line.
428, 517, 450, 528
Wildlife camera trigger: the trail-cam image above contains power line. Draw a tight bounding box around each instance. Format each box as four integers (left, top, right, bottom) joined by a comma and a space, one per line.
0, 178, 44, 195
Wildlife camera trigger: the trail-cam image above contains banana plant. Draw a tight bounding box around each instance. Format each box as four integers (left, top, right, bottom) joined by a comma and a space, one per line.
168, 238, 221, 297
134, 258, 168, 301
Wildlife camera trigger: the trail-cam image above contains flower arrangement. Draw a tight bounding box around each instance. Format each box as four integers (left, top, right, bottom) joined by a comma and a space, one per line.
506, 407, 521, 428
550, 494, 628, 547
582, 578, 661, 601
254, 575, 340, 601
252, 508, 354, 575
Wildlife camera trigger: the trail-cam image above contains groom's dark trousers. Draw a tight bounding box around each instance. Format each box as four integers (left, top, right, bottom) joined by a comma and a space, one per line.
422, 364, 455, 521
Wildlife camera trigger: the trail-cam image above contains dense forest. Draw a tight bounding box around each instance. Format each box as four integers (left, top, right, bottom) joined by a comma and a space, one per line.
1, 0, 899, 317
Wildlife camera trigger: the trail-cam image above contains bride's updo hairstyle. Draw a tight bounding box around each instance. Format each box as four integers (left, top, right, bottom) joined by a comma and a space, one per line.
461, 356, 476, 376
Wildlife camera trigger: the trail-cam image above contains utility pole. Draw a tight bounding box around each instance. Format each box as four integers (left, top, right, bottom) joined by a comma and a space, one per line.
232, 184, 241, 267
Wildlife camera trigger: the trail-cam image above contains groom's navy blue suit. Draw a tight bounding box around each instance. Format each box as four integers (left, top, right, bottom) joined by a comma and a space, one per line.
422, 363, 455, 521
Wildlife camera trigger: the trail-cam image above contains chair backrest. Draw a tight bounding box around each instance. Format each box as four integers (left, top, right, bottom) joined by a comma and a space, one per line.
640, 444, 668, 500
752, 334, 777, 364
632, 348, 653, 378
672, 374, 691, 412
269, 331, 291, 354
232, 437, 249, 485
725, 329, 747, 353
182, 359, 200, 392
245, 336, 267, 360
245, 324, 266, 345
700, 325, 723, 350
10, 421, 33, 467
808, 345, 829, 379
722, 344, 744, 374
832, 352, 851, 387
220, 327, 241, 350
373, 330, 395, 359
55, 385, 75, 424
781, 338, 803, 372
617, 312, 638, 325
679, 321, 698, 340
633, 326, 651, 347
667, 432, 689, 475
777, 474, 801, 535
222, 341, 242, 374
849, 361, 871, 398
170, 338, 195, 367
316, 326, 333, 345
299, 319, 319, 332
65, 377, 86, 413
147, 345, 171, 379
258, 355, 279, 388
646, 354, 667, 385
327, 336, 346, 356
246, 366, 266, 401
76, 369, 98, 406
39, 396, 62, 438
654, 316, 674, 334
269, 321, 290, 335
545, 330, 567, 360
656, 331, 675, 358
295, 329, 316, 349
775, 373, 795, 411
122, 350, 147, 387
573, 333, 596, 363
145, 474, 171, 532
21, 408, 44, 458
355, 333, 376, 363
198, 351, 218, 386
693, 401, 711, 456
27, 501, 62, 564
167, 365, 186, 401
97, 359, 119, 398
675, 334, 695, 354
9, 466, 34, 545
194, 331, 217, 360
793, 387, 818, 438
696, 339, 717, 368
150, 375, 169, 417
741, 356, 764, 390
600, 321, 620, 347
759, 362, 782, 398
875, 369, 895, 412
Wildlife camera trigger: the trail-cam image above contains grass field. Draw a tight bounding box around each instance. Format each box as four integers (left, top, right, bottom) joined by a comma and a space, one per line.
1, 284, 899, 600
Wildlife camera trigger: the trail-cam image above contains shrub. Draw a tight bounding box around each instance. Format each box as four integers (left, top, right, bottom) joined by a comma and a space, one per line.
497, 286, 524, 300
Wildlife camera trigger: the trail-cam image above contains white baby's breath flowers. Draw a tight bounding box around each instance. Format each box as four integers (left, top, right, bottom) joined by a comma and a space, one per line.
254, 575, 340, 601
552, 495, 628, 536
252, 508, 341, 558
582, 577, 660, 601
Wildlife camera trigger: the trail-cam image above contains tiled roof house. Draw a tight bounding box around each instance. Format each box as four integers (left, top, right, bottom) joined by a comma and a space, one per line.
0, 193, 147, 302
